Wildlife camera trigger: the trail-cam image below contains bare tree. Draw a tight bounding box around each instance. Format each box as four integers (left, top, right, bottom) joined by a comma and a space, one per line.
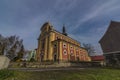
15, 44, 25, 60
0, 34, 25, 61
0, 34, 6, 55
82, 43, 96, 56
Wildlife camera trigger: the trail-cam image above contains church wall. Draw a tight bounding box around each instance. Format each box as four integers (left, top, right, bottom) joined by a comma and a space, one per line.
75, 47, 79, 61
69, 44, 75, 61
80, 48, 84, 61
53, 31, 91, 62
59, 41, 63, 61
62, 42, 68, 61
44, 37, 47, 60
47, 32, 54, 61
37, 43, 40, 61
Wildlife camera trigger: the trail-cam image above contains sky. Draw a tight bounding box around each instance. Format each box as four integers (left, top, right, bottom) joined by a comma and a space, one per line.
0, 0, 120, 55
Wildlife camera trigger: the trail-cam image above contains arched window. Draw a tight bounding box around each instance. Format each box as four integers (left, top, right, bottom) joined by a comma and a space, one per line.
54, 44, 57, 48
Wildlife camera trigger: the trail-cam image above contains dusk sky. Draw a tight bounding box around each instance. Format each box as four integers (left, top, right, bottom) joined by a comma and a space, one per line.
0, 0, 120, 55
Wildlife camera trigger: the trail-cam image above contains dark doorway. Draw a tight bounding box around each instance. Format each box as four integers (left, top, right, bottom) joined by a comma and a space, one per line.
40, 53, 44, 62
77, 57, 79, 61
54, 54, 57, 62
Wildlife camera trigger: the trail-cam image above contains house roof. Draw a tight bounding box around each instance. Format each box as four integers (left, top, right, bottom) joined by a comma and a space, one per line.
99, 20, 120, 43
91, 55, 104, 61
99, 21, 120, 53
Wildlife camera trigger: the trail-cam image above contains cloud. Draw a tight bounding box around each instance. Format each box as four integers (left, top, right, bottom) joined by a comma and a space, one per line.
73, 0, 120, 30
68, 24, 109, 54
54, 0, 78, 12
0, 0, 120, 54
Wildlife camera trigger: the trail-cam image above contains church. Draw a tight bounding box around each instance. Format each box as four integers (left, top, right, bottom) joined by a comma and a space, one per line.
36, 22, 91, 62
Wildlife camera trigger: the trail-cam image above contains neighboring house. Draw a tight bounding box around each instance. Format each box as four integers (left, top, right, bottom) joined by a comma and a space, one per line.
28, 50, 36, 61
23, 50, 36, 61
99, 21, 120, 66
91, 55, 105, 66
36, 22, 91, 62
91, 55, 104, 61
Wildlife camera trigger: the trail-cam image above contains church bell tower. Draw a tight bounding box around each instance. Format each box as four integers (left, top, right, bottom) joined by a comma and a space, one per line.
62, 25, 67, 36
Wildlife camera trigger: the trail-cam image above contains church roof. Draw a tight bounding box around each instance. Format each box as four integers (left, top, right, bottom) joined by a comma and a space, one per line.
39, 22, 80, 45
40, 22, 51, 30
53, 29, 80, 45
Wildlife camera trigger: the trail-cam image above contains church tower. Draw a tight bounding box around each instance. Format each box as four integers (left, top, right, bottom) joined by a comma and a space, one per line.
62, 25, 67, 36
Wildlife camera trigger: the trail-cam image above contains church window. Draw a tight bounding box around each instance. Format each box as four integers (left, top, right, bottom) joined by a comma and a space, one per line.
63, 43, 67, 48
54, 44, 57, 48
63, 49, 67, 55
70, 50, 74, 56
76, 48, 78, 51
56, 36, 59, 39
70, 46, 73, 49
70, 50, 73, 54
42, 40, 45, 49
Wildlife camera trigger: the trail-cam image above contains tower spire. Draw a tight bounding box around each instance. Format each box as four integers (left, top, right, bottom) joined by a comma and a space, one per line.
62, 24, 67, 36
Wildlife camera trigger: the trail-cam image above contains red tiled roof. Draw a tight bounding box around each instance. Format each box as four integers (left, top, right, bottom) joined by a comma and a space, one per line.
91, 55, 104, 61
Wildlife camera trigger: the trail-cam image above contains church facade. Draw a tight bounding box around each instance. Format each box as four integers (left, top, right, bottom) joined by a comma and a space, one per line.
36, 22, 91, 62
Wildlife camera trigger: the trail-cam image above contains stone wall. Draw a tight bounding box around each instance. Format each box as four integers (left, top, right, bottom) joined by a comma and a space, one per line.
9, 61, 103, 68
0, 55, 10, 70
105, 53, 120, 67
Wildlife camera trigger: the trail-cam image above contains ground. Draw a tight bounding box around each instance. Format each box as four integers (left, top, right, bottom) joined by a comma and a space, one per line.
0, 68, 120, 80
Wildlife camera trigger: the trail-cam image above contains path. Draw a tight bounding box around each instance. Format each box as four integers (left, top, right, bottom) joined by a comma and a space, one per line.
8, 67, 87, 71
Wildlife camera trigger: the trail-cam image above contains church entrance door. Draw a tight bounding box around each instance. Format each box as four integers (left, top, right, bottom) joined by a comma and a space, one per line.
54, 53, 57, 62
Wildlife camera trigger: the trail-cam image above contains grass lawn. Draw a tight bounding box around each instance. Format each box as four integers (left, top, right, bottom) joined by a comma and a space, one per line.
0, 68, 120, 80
